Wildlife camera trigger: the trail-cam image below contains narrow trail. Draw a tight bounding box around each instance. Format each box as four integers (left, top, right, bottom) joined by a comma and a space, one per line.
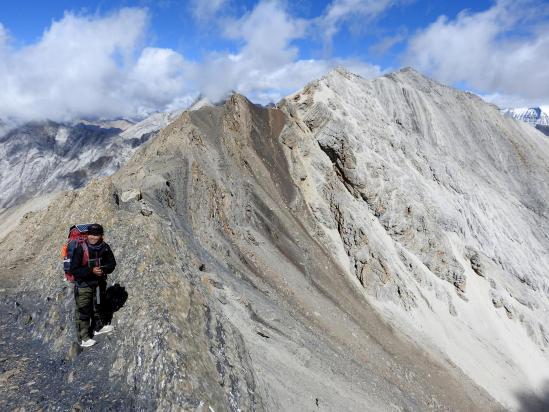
0, 292, 132, 411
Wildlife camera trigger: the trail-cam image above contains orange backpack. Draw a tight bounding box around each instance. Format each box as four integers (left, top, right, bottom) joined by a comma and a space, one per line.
61, 224, 90, 282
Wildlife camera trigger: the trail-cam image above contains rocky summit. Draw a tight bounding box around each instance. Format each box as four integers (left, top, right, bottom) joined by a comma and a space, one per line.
1, 68, 548, 411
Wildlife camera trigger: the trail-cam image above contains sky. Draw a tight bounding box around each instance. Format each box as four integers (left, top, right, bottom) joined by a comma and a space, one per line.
0, 0, 548, 122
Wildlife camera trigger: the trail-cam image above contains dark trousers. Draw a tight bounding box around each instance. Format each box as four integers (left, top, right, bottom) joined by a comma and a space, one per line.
74, 279, 109, 341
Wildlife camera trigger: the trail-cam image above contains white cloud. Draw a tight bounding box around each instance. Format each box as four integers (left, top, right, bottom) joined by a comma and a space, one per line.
404, 0, 549, 108
480, 92, 534, 110
195, 1, 381, 104
226, 58, 382, 103
0, 23, 8, 46
196, 0, 308, 101
0, 8, 197, 122
190, 0, 228, 21
0, 1, 383, 123
319, 0, 401, 53
369, 30, 407, 56
128, 47, 193, 113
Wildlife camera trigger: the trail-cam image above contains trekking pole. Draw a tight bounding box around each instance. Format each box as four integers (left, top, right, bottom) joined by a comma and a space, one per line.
96, 260, 101, 305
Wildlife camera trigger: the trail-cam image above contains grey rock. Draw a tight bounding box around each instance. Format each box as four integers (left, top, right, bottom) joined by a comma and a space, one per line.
448, 302, 458, 317
66, 342, 82, 362
469, 252, 485, 277
120, 189, 141, 203
453, 272, 467, 293
491, 291, 504, 309
139, 201, 153, 216
71, 401, 83, 411
0, 368, 19, 384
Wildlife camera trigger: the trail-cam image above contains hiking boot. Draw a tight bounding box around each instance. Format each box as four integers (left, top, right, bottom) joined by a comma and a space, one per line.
80, 338, 96, 348
94, 325, 114, 336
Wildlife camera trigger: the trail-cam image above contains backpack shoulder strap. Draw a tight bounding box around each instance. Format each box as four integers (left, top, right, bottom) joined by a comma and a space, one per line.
81, 241, 89, 267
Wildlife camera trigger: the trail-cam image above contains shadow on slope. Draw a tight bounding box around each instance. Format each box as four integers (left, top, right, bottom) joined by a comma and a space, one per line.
516, 381, 549, 412
103, 283, 128, 324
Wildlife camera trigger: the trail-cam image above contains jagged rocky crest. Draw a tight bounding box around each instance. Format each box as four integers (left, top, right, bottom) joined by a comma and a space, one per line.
1, 68, 549, 411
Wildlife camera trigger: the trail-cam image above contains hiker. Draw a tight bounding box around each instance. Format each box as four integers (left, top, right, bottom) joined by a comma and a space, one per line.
70, 223, 117, 347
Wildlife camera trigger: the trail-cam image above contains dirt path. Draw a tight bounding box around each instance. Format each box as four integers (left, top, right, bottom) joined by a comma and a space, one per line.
0, 292, 133, 411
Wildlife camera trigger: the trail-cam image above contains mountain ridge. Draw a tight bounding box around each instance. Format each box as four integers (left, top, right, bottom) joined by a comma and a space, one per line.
280, 67, 549, 407
1, 67, 548, 410
0, 92, 502, 411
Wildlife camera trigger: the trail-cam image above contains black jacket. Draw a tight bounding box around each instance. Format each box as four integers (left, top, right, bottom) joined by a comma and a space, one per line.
70, 241, 116, 287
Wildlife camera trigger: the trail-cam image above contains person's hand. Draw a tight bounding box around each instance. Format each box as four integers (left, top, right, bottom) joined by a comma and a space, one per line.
92, 267, 103, 276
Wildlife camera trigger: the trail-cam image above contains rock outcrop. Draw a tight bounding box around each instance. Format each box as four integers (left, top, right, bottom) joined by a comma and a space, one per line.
279, 67, 549, 408
1, 67, 548, 410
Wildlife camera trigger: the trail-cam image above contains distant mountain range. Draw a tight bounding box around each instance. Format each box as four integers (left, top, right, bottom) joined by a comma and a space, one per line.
0, 97, 213, 208
502, 107, 549, 136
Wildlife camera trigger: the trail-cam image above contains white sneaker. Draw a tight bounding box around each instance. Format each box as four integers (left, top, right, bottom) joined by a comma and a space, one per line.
94, 325, 114, 336
80, 338, 96, 348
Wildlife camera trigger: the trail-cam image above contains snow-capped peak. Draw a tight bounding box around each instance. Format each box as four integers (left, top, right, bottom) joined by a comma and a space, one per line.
502, 107, 549, 126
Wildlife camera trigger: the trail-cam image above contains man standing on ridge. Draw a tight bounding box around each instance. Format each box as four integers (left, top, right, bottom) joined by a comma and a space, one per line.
70, 223, 117, 347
